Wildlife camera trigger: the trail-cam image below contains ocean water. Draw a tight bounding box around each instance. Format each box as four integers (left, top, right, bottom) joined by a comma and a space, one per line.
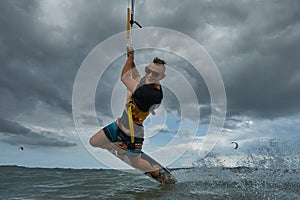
1, 165, 299, 200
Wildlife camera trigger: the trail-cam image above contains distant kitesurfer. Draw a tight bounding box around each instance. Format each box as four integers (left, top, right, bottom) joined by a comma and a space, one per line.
232, 142, 239, 149
90, 47, 166, 177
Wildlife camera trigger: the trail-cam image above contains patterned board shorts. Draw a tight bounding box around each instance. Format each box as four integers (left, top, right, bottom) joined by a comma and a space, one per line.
102, 121, 143, 155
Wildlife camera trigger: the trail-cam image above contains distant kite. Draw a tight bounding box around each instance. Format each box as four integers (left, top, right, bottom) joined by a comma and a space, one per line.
231, 142, 239, 149
19, 146, 24, 151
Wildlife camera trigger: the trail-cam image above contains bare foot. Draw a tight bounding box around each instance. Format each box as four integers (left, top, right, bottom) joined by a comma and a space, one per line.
150, 168, 160, 178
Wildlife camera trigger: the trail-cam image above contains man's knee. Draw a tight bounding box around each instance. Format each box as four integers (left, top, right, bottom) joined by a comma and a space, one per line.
89, 130, 103, 147
89, 135, 98, 147
89, 129, 111, 149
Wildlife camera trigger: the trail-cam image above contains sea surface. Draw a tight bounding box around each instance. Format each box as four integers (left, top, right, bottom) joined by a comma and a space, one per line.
1, 165, 299, 200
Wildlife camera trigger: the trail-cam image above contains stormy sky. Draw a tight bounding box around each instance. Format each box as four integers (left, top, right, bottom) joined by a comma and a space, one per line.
1, 0, 300, 168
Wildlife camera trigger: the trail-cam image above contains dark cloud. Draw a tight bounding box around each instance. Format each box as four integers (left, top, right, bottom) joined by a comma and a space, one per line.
139, 0, 249, 33
135, 0, 300, 120
0, 118, 76, 147
0, 62, 72, 116
0, 0, 73, 119
151, 0, 300, 119
220, 1, 300, 118
0, 0, 125, 118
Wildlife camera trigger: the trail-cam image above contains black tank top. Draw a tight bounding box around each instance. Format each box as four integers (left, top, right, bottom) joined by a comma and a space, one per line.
132, 77, 163, 112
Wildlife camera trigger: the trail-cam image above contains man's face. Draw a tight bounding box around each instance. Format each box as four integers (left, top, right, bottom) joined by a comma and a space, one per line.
145, 63, 165, 84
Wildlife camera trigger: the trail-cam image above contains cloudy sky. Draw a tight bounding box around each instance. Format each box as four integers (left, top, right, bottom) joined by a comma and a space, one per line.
1, 0, 300, 169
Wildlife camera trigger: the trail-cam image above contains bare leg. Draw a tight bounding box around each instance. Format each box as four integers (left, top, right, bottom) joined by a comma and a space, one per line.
90, 129, 159, 176
90, 129, 126, 156
130, 154, 159, 176
90, 129, 113, 150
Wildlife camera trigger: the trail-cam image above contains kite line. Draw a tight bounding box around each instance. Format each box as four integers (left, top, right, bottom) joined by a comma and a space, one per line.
126, 0, 142, 47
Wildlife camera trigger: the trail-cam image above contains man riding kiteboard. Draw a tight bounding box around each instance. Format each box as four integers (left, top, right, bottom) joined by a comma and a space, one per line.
90, 46, 166, 178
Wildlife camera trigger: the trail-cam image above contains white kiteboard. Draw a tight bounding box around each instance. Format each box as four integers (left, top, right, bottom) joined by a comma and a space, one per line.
109, 145, 176, 184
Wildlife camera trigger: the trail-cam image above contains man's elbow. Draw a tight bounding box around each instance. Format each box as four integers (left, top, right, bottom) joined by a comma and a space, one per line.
121, 74, 130, 84
120, 75, 126, 84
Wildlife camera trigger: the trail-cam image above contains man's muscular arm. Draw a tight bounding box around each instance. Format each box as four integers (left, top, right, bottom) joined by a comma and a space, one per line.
121, 47, 139, 93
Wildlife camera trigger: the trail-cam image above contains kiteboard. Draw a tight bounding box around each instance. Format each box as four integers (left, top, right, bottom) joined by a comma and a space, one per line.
109, 145, 177, 184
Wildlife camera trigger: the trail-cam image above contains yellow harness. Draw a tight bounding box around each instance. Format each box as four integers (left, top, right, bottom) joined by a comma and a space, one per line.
127, 99, 149, 144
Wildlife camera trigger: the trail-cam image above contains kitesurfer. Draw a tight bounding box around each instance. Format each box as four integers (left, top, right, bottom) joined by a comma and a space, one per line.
232, 141, 239, 149
90, 47, 166, 177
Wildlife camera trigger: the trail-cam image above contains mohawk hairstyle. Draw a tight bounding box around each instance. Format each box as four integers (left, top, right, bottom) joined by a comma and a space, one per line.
153, 57, 166, 65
